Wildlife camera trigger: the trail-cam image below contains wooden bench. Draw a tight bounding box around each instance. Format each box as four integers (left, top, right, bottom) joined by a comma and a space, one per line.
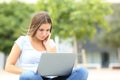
109, 63, 120, 69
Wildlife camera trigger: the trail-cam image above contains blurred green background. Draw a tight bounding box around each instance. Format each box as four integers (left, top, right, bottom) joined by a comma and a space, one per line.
0, 0, 120, 70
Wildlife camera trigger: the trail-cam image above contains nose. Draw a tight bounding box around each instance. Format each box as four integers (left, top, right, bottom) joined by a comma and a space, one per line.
42, 31, 48, 36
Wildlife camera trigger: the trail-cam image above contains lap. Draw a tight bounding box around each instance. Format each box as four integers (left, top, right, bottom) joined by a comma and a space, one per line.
19, 67, 88, 80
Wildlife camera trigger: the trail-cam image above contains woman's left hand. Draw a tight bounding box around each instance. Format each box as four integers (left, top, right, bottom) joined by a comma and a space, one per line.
43, 33, 51, 50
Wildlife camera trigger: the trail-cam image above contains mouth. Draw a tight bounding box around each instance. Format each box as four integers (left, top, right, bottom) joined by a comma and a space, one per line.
40, 36, 46, 40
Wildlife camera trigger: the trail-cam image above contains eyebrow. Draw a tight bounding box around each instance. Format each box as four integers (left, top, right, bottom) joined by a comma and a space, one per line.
38, 28, 50, 30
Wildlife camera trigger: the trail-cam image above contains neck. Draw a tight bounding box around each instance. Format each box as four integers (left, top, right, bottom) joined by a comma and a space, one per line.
30, 36, 43, 44
29, 36, 46, 51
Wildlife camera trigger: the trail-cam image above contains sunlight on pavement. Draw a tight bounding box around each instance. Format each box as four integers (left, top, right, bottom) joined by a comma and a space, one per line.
88, 69, 120, 80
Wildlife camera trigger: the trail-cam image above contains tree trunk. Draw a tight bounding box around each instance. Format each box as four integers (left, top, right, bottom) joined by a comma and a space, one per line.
118, 47, 120, 63
81, 49, 87, 67
73, 36, 78, 67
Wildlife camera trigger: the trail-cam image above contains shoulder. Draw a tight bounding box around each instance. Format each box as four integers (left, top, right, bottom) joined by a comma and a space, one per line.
16, 35, 29, 42
15, 35, 29, 50
17, 35, 28, 40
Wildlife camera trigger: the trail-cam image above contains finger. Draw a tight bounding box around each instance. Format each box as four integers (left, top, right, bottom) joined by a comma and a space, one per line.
48, 33, 51, 39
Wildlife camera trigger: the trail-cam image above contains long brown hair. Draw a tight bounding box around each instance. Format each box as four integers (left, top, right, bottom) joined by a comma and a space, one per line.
27, 11, 52, 37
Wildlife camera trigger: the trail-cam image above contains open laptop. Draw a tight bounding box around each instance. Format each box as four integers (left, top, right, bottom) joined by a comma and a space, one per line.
37, 53, 76, 76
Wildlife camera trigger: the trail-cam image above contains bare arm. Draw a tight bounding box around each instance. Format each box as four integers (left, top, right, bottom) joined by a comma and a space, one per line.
44, 41, 57, 53
43, 33, 56, 53
47, 46, 56, 53
5, 43, 26, 74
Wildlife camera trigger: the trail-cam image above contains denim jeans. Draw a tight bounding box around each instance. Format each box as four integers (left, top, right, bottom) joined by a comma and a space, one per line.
19, 67, 88, 80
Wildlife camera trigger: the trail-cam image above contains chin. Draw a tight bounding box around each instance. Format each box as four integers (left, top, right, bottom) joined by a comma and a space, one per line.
40, 38, 45, 41
38, 37, 45, 41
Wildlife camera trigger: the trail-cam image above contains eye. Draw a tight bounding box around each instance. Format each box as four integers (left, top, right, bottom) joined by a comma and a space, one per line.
47, 29, 50, 32
38, 29, 44, 31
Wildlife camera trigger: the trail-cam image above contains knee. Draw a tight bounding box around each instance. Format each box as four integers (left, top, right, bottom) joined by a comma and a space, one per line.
76, 67, 88, 78
67, 67, 88, 80
19, 71, 42, 80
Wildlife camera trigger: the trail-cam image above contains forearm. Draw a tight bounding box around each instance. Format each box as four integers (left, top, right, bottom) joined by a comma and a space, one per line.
5, 64, 26, 74
46, 46, 56, 53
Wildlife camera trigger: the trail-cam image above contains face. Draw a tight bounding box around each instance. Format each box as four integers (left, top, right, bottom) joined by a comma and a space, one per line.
35, 23, 51, 41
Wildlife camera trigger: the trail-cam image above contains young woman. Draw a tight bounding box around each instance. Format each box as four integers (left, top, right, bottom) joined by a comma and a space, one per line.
5, 11, 88, 80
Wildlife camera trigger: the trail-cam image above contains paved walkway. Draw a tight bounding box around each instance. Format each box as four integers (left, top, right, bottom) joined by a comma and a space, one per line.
0, 69, 120, 80
0, 70, 19, 80
88, 69, 120, 80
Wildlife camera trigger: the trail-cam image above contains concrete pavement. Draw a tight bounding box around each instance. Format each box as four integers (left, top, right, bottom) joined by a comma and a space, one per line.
0, 70, 19, 80
88, 69, 120, 80
0, 69, 120, 80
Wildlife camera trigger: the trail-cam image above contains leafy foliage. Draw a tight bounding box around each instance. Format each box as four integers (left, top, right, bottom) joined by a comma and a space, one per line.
0, 2, 34, 55
36, 0, 112, 40
0, 0, 112, 55
98, 4, 120, 48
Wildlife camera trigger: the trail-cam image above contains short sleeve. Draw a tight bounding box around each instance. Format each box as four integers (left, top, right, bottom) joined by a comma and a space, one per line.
50, 39, 56, 48
15, 36, 26, 50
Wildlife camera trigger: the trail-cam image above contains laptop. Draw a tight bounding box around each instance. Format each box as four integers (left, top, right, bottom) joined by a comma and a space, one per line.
37, 53, 76, 76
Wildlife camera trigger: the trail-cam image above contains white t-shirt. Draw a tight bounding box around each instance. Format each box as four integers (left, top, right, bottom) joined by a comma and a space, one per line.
15, 35, 56, 72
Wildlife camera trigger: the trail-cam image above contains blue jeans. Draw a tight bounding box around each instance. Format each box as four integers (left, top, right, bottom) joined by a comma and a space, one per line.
19, 67, 88, 80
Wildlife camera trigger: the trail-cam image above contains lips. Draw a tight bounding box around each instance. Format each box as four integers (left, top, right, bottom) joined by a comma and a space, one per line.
40, 36, 46, 40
